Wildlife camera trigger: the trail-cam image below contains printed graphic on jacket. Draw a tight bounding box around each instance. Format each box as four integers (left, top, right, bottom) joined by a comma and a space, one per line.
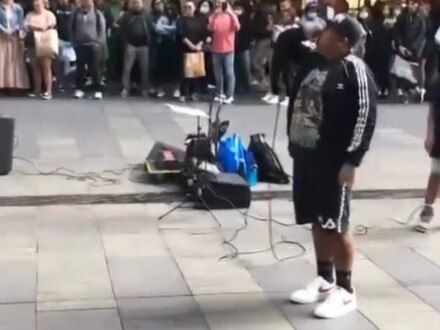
289, 68, 328, 148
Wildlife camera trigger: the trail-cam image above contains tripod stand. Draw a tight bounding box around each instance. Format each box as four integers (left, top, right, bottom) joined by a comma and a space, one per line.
158, 90, 226, 221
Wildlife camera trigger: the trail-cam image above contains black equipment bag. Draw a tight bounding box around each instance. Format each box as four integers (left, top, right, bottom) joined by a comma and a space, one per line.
248, 133, 289, 184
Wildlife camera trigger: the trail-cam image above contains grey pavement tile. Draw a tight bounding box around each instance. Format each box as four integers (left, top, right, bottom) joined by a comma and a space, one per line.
0, 260, 36, 303
409, 285, 440, 313
361, 247, 440, 286
38, 309, 122, 330
247, 260, 315, 293
107, 256, 190, 298
0, 303, 36, 330
118, 296, 209, 330
269, 293, 378, 330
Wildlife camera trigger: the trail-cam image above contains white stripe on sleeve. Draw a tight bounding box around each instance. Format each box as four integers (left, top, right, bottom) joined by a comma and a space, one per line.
346, 55, 370, 153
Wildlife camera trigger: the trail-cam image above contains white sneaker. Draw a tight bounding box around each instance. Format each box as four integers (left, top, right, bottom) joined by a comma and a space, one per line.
280, 97, 289, 107
251, 79, 259, 86
290, 276, 335, 304
397, 88, 403, 97
74, 90, 85, 99
262, 92, 274, 102
415, 205, 434, 233
314, 287, 357, 319
267, 95, 280, 105
223, 97, 234, 104
94, 92, 103, 100
173, 89, 181, 98
214, 94, 225, 102
121, 89, 129, 98
157, 90, 165, 98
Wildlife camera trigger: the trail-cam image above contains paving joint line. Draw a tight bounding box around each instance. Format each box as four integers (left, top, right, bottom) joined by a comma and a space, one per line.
0, 188, 428, 207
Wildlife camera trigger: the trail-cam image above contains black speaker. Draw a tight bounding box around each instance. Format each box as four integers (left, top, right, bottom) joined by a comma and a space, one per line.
196, 172, 251, 210
0, 116, 14, 176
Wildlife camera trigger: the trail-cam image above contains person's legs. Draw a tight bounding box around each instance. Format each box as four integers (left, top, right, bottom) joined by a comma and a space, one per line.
122, 44, 137, 93
224, 52, 235, 100
138, 46, 150, 94
41, 57, 53, 96
415, 158, 440, 233
212, 52, 224, 97
31, 59, 42, 95
89, 44, 104, 94
241, 49, 252, 91
74, 46, 86, 92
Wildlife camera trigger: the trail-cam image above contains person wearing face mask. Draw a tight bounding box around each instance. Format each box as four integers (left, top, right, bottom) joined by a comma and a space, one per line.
301, 0, 326, 40
394, 0, 426, 101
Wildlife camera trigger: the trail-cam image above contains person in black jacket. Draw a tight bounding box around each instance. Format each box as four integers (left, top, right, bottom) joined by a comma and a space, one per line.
233, 1, 252, 94
288, 14, 377, 319
118, 0, 150, 97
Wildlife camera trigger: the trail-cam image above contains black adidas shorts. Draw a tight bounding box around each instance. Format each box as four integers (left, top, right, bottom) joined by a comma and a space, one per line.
292, 147, 351, 233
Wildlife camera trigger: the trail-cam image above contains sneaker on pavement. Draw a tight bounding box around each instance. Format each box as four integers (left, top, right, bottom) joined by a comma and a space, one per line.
157, 90, 165, 98
415, 205, 434, 233
280, 97, 289, 107
121, 89, 129, 98
314, 287, 357, 319
173, 89, 181, 98
214, 94, 225, 102
94, 92, 103, 100
223, 97, 234, 104
262, 92, 274, 102
74, 90, 85, 99
41, 92, 52, 100
267, 95, 280, 105
397, 88, 403, 97
290, 276, 335, 304
179, 96, 186, 103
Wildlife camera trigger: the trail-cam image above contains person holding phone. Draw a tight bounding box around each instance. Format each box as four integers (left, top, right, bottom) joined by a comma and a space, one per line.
208, 0, 240, 104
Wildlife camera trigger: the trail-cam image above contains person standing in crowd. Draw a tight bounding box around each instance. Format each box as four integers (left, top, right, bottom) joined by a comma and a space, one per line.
422, 0, 439, 91
209, 0, 240, 104
394, 0, 426, 101
233, 0, 252, 94
288, 14, 377, 319
263, 1, 297, 105
71, 0, 106, 100
250, 1, 273, 89
0, 0, 29, 92
118, 0, 150, 98
24, 0, 57, 99
195, 0, 214, 93
301, 0, 326, 40
150, 0, 180, 98
415, 77, 440, 233
54, 0, 74, 92
369, 1, 393, 98
177, 0, 207, 102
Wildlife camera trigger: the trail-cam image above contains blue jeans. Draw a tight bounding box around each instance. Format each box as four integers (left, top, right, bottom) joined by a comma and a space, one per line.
212, 52, 235, 98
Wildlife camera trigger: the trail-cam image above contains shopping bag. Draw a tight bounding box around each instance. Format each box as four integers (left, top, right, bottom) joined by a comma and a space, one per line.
218, 134, 258, 186
34, 29, 59, 58
390, 54, 418, 85
183, 52, 206, 78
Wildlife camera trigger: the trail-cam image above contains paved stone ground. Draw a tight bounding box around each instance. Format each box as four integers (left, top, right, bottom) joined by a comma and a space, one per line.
1, 199, 440, 330
0, 98, 431, 196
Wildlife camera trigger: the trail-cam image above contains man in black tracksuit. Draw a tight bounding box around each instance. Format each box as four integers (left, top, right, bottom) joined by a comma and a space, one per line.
288, 14, 377, 319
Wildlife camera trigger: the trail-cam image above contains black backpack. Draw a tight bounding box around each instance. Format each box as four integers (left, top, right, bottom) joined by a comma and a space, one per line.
248, 133, 289, 184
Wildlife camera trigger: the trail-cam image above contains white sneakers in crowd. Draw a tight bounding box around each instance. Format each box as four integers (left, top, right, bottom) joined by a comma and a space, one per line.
290, 276, 357, 319
74, 90, 102, 100
262, 92, 289, 106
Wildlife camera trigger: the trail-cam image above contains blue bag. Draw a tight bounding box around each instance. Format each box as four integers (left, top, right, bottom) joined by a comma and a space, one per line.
218, 134, 258, 186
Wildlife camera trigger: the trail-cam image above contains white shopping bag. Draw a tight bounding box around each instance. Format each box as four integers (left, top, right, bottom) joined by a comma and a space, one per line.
390, 54, 418, 85
61, 46, 76, 62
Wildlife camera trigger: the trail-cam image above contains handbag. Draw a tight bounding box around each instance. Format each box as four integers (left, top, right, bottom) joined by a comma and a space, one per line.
183, 52, 206, 78
34, 29, 59, 58
390, 54, 418, 85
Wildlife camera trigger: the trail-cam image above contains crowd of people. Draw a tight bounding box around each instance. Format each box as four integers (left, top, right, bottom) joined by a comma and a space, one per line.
0, 0, 439, 102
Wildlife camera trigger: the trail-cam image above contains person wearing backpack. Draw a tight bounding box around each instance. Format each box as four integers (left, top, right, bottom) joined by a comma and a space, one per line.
71, 0, 106, 100
118, 0, 150, 98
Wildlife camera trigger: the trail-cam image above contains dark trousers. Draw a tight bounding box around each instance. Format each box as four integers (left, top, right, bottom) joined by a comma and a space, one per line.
75, 44, 103, 92
180, 78, 199, 98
